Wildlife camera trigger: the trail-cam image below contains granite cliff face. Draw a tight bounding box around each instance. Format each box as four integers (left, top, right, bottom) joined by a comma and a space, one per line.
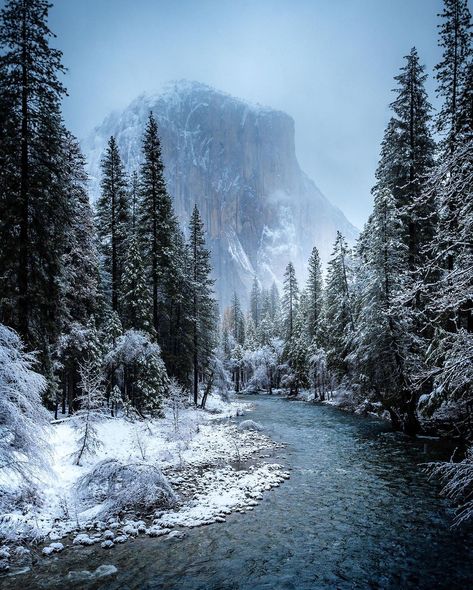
84, 81, 358, 307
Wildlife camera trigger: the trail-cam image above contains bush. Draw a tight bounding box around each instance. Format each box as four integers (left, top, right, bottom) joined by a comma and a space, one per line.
76, 459, 177, 516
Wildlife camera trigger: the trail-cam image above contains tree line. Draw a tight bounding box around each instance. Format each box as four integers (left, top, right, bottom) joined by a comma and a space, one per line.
0, 0, 217, 418
221, 0, 473, 442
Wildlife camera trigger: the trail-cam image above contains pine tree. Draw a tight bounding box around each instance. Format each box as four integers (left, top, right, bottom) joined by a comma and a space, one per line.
55, 317, 103, 417
435, 0, 472, 150
188, 205, 216, 404
61, 132, 100, 328
374, 48, 436, 271
282, 262, 299, 339
306, 246, 323, 342
138, 112, 179, 336
322, 232, 354, 380
163, 228, 194, 382
352, 190, 420, 433
230, 292, 245, 345
250, 276, 261, 328
0, 0, 70, 364
121, 234, 153, 333
95, 136, 129, 315
129, 170, 140, 233
284, 293, 309, 396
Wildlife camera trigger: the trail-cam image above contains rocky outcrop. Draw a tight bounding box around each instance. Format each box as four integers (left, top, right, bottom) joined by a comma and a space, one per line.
84, 80, 358, 307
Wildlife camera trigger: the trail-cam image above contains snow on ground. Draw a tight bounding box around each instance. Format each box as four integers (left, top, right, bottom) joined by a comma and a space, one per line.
0, 394, 288, 565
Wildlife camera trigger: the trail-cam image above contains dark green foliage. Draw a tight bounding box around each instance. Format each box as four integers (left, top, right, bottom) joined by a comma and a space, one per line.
95, 136, 130, 315
188, 205, 216, 404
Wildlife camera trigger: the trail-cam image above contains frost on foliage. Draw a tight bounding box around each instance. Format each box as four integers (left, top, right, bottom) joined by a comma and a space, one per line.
106, 330, 169, 416
425, 447, 473, 526
71, 363, 106, 466
0, 324, 50, 486
76, 459, 177, 516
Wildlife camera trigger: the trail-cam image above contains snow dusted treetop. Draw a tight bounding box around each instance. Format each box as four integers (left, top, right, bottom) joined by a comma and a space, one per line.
0, 324, 50, 483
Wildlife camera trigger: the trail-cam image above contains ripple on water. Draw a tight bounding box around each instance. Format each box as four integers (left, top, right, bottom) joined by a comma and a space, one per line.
1, 395, 473, 590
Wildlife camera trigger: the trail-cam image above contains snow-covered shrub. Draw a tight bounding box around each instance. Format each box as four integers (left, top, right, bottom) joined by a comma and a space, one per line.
425, 447, 473, 526
210, 355, 232, 402
243, 339, 283, 394
75, 459, 177, 516
106, 330, 169, 416
53, 319, 104, 419
308, 346, 331, 401
238, 420, 264, 432
71, 363, 106, 466
0, 324, 50, 485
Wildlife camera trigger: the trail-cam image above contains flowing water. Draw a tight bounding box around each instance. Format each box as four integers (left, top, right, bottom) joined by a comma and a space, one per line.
3, 395, 473, 589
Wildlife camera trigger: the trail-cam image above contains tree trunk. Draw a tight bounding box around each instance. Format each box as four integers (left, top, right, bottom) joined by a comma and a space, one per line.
18, 8, 29, 342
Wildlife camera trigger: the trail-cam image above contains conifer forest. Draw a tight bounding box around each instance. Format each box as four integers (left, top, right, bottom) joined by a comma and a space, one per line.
0, 1, 472, 588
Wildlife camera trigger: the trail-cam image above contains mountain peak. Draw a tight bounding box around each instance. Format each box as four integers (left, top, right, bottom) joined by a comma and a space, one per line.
84, 82, 357, 306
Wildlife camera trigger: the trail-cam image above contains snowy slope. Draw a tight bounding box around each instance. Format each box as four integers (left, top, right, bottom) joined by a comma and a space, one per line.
83, 80, 358, 306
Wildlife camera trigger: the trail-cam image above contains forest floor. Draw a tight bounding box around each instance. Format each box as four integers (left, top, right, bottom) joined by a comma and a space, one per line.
0, 395, 289, 568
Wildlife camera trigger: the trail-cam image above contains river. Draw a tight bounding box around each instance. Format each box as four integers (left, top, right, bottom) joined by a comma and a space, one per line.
3, 395, 473, 589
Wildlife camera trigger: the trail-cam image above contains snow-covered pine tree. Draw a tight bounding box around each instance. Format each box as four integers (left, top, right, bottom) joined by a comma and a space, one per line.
129, 170, 140, 234
389, 48, 436, 270
230, 292, 245, 346
306, 246, 323, 343
282, 262, 299, 339
106, 330, 169, 416
322, 232, 354, 381
0, 324, 50, 484
162, 227, 194, 382
55, 317, 103, 417
96, 136, 130, 317
435, 0, 472, 151
250, 276, 261, 328
351, 189, 420, 433
421, 111, 473, 435
284, 293, 309, 396
72, 360, 106, 466
61, 132, 100, 329
121, 234, 153, 333
188, 205, 216, 404
138, 112, 180, 337
270, 282, 281, 320
0, 0, 70, 367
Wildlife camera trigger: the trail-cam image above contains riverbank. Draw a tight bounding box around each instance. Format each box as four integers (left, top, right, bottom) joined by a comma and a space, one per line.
0, 395, 289, 572
3, 394, 472, 590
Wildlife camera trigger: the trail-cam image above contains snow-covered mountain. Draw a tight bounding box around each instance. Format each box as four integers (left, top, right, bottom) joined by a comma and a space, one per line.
84, 80, 358, 307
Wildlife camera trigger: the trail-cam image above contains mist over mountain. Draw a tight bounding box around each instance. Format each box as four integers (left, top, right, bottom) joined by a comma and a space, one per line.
84, 80, 358, 307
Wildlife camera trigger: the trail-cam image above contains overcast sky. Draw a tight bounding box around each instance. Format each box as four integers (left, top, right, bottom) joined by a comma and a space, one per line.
36, 0, 454, 227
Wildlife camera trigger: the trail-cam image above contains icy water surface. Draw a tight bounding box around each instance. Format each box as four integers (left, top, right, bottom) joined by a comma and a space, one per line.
3, 395, 473, 589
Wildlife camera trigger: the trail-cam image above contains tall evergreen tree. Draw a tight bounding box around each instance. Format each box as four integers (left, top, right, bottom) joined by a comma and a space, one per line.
0, 0, 69, 362
374, 48, 436, 271
306, 246, 323, 342
138, 112, 179, 337
352, 190, 419, 433
435, 0, 472, 150
322, 232, 354, 380
282, 262, 299, 339
231, 292, 245, 345
129, 170, 140, 234
95, 136, 129, 316
121, 234, 153, 333
188, 205, 216, 404
250, 276, 261, 328
61, 132, 100, 329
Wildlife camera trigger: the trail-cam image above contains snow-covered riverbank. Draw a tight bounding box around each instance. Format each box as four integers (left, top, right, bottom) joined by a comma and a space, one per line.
0, 395, 289, 570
